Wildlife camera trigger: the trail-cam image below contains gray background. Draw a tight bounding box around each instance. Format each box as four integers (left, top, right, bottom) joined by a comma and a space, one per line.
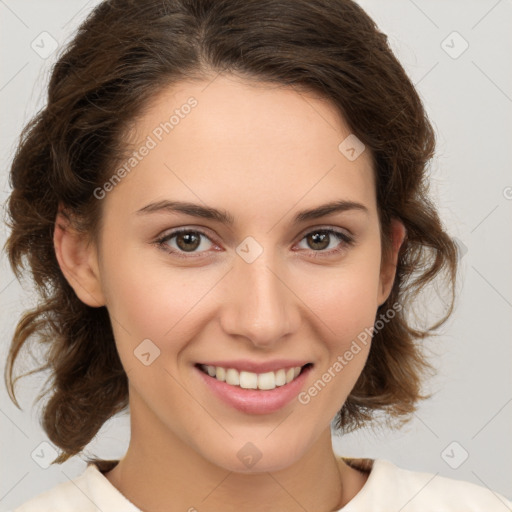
1, 0, 511, 509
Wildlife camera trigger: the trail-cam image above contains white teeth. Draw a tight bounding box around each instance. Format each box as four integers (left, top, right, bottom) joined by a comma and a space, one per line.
239, 371, 258, 389
258, 371, 276, 390
215, 366, 226, 382
225, 368, 240, 386
200, 364, 306, 390
275, 369, 286, 386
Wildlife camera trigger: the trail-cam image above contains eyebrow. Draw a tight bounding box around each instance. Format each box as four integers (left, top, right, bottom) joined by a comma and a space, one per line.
135, 199, 368, 225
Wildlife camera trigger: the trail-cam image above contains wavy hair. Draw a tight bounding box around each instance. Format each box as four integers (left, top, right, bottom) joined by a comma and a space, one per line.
3, 0, 457, 463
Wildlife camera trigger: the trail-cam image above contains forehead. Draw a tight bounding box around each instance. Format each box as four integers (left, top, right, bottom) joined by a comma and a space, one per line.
105, 74, 376, 222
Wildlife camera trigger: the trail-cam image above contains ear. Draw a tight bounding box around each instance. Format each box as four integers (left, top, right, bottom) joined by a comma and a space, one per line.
53, 205, 106, 307
377, 218, 406, 307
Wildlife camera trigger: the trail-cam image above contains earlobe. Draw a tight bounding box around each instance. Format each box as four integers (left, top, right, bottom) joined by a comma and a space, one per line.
53, 207, 105, 308
378, 219, 406, 306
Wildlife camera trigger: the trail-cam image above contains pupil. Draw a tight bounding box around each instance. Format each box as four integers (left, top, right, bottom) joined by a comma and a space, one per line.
177, 232, 200, 251
309, 232, 329, 250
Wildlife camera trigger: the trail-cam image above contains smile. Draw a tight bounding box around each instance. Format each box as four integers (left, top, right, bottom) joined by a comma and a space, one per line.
197, 363, 312, 391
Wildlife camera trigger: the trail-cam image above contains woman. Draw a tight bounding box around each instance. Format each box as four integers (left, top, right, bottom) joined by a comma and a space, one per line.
4, 0, 511, 510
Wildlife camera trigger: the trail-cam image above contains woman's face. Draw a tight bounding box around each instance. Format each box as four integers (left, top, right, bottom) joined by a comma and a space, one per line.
74, 74, 401, 472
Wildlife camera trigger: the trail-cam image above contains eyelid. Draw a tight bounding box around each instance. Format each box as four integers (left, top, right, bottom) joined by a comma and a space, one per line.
154, 225, 219, 246
296, 223, 353, 239
155, 223, 353, 241
153, 224, 355, 258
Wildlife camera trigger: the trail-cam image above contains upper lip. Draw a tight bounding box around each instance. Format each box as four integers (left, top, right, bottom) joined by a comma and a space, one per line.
197, 359, 312, 373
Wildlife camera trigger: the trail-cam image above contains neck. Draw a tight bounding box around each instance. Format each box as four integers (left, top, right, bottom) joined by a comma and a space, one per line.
105, 395, 365, 511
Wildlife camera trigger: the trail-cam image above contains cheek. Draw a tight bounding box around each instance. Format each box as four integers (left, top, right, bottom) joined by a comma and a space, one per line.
292, 253, 381, 407
99, 245, 220, 368
296, 254, 382, 345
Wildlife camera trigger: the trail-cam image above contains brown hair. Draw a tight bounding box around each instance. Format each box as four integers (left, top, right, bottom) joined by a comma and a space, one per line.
3, 0, 457, 464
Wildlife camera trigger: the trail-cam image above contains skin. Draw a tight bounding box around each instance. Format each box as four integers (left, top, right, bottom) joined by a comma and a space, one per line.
53, 73, 405, 511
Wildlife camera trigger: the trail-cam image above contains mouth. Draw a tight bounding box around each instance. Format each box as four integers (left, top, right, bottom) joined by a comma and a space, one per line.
195, 362, 313, 391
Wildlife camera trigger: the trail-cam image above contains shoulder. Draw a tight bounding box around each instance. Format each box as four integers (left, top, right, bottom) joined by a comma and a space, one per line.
13, 466, 95, 512
13, 463, 140, 512
380, 459, 512, 510
342, 458, 512, 511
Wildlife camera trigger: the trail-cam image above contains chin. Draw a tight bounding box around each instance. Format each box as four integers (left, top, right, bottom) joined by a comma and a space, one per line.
198, 433, 312, 474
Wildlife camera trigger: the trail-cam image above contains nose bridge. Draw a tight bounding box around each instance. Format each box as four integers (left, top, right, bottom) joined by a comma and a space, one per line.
221, 243, 297, 346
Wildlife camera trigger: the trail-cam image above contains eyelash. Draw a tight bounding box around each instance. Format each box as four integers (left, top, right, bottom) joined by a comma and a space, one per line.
154, 227, 355, 260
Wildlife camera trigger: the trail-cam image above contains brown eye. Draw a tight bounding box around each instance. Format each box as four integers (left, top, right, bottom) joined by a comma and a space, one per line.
296, 228, 354, 258
175, 231, 201, 252
156, 229, 214, 258
306, 231, 331, 251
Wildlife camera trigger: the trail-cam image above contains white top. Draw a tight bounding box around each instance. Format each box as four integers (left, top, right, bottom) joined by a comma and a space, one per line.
13, 458, 512, 511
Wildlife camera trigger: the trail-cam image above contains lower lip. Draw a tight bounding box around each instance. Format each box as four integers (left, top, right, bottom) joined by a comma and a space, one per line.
195, 365, 313, 415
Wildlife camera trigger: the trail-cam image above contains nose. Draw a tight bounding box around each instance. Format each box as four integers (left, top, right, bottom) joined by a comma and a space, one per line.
219, 250, 300, 349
